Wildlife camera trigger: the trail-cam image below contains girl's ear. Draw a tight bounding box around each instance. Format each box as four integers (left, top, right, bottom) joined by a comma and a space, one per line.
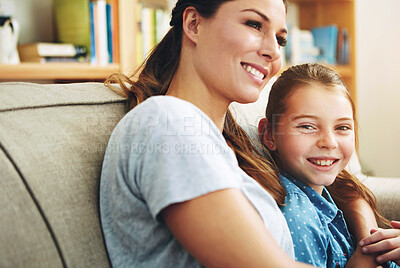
182, 7, 201, 44
258, 118, 277, 151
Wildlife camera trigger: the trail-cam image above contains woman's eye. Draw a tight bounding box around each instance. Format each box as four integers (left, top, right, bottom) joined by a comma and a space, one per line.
277, 36, 287, 47
246, 20, 262, 31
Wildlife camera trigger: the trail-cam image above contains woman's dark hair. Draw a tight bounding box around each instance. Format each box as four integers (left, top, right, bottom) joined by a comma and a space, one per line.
106, 0, 289, 205
264, 63, 389, 225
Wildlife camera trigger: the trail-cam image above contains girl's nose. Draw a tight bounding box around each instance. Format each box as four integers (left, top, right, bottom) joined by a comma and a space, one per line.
317, 131, 338, 150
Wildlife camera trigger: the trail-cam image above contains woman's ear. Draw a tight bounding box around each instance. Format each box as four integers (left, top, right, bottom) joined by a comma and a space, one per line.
258, 118, 277, 151
182, 7, 201, 44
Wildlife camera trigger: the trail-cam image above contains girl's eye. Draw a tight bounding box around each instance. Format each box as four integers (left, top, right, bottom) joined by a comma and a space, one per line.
277, 36, 287, 47
297, 125, 315, 131
336, 125, 352, 131
246, 20, 262, 31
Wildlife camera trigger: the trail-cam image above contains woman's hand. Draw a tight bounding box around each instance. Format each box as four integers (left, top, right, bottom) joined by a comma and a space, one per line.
359, 221, 400, 266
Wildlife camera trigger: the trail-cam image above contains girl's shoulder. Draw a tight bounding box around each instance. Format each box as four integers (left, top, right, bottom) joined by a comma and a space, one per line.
279, 174, 308, 196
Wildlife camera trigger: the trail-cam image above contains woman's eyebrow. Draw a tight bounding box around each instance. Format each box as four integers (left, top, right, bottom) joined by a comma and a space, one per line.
241, 8, 288, 34
241, 8, 270, 22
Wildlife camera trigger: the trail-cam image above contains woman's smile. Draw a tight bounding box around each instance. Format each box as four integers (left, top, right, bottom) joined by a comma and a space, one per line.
241, 62, 268, 85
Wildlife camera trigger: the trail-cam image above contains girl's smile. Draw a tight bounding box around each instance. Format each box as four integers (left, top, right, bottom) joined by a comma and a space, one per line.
307, 157, 340, 171
271, 83, 355, 194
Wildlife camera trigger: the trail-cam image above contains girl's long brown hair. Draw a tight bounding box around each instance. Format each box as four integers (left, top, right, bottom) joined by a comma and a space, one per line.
105, 0, 288, 205
265, 63, 389, 226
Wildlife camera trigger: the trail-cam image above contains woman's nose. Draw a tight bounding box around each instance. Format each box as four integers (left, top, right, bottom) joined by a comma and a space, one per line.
260, 35, 281, 62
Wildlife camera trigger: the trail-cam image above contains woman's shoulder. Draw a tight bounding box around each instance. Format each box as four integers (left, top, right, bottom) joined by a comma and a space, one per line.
130, 96, 204, 118
114, 95, 224, 144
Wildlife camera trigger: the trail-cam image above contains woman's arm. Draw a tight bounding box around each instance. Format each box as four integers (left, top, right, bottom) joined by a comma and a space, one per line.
162, 188, 313, 268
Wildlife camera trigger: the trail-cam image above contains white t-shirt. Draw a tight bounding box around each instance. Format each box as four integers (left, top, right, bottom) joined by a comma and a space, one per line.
100, 96, 294, 267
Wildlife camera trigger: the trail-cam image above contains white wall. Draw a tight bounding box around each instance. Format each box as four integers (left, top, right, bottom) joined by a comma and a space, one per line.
356, 0, 400, 177
0, 0, 54, 44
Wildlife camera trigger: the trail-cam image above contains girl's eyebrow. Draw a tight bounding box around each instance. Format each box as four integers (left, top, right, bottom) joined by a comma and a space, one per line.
291, 114, 353, 122
336, 117, 354, 122
241, 8, 287, 34
291, 114, 318, 121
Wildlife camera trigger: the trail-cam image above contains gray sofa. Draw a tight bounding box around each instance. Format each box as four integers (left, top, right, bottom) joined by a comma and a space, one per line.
0, 82, 399, 267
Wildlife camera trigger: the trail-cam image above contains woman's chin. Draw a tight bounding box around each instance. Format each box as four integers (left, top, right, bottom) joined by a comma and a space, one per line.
235, 88, 263, 104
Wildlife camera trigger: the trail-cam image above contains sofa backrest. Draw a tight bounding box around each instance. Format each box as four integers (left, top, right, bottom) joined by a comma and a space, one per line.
0, 82, 126, 267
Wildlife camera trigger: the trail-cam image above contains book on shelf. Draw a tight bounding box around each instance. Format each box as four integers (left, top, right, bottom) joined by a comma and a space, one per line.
137, 3, 170, 63
136, 2, 144, 65
311, 25, 338, 65
46, 0, 172, 66
19, 56, 89, 63
89, 0, 119, 65
286, 26, 320, 65
111, 0, 119, 63
18, 42, 88, 62
53, 0, 91, 53
336, 28, 349, 65
286, 24, 350, 66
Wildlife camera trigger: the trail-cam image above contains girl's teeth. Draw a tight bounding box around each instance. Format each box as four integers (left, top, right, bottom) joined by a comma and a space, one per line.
243, 64, 265, 80
311, 159, 334, 166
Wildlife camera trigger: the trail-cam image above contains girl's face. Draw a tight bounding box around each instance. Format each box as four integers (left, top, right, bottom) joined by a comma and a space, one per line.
272, 84, 355, 194
194, 0, 287, 105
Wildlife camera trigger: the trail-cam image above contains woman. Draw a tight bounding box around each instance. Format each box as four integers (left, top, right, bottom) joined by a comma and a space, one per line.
100, 0, 380, 267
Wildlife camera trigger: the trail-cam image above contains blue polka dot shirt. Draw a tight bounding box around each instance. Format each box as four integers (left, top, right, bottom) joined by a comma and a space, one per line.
279, 173, 354, 268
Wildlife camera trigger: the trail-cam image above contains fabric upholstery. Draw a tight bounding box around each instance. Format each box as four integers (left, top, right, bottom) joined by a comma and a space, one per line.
0, 149, 63, 267
0, 82, 126, 267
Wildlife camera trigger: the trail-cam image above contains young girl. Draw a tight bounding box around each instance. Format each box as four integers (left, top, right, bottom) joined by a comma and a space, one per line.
259, 63, 400, 268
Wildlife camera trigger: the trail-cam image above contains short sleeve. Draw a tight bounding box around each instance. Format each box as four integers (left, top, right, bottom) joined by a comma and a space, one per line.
123, 97, 242, 221
281, 185, 328, 267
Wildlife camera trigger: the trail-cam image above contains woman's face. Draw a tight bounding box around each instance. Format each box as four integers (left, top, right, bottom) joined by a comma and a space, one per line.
194, 0, 287, 105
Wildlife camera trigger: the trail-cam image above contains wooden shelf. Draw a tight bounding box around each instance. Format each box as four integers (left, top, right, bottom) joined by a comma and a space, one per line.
0, 0, 170, 82
291, 0, 357, 101
141, 0, 168, 8
333, 65, 352, 77
0, 63, 120, 81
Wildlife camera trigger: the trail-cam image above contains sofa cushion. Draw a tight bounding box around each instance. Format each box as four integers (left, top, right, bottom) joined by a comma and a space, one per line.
0, 149, 63, 267
0, 82, 126, 267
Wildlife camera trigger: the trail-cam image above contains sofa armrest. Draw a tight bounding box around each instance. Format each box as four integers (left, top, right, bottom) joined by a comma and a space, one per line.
362, 176, 400, 223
